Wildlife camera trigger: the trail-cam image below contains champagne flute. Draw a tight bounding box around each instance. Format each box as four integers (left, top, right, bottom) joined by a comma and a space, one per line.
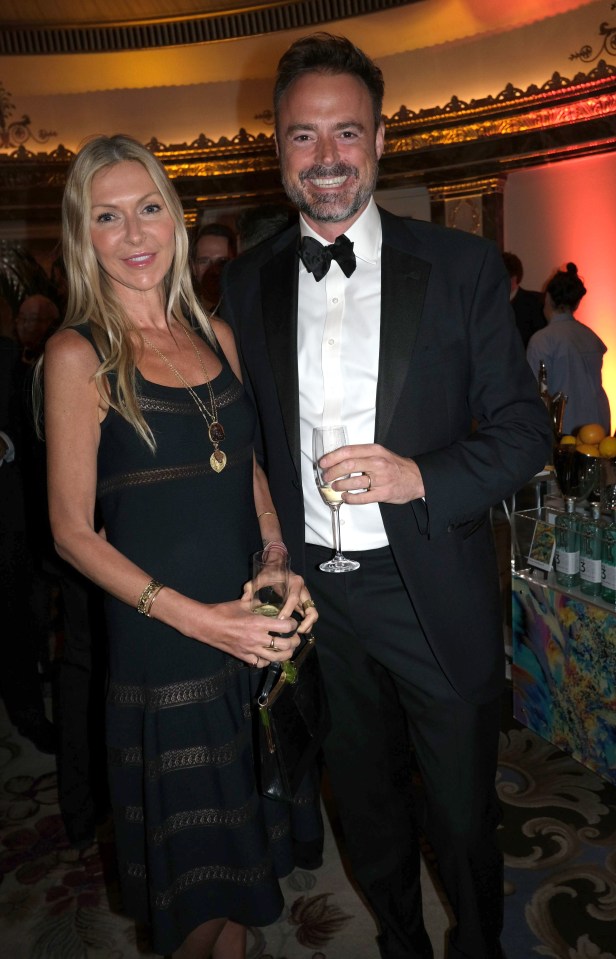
251, 549, 290, 618
313, 426, 360, 573
251, 548, 293, 661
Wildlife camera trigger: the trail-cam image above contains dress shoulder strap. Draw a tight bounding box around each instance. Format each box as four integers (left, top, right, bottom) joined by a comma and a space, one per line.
70, 322, 104, 360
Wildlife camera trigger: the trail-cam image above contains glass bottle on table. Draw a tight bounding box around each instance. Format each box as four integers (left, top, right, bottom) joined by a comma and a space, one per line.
554, 499, 580, 589
552, 447, 600, 590
538, 360, 549, 408
600, 458, 616, 606
579, 502, 605, 597
601, 512, 616, 606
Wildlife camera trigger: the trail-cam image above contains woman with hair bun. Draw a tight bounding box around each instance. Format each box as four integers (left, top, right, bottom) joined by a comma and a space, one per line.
527, 262, 610, 435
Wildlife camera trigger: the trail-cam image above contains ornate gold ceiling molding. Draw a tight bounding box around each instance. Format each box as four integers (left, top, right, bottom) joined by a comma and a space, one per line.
384, 58, 616, 132
570, 11, 616, 65
388, 90, 616, 152
2, 59, 616, 230
141, 59, 616, 169
0, 0, 418, 55
428, 177, 507, 202
145, 129, 276, 166
0, 81, 56, 150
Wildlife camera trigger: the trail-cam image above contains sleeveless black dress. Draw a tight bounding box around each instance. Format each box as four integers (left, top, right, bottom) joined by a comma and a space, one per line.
75, 325, 317, 954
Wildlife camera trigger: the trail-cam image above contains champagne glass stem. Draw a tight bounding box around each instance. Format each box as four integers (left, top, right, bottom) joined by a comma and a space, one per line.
331, 504, 343, 557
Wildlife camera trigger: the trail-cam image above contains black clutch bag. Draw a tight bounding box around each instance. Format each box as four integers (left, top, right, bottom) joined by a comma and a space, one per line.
256, 631, 330, 802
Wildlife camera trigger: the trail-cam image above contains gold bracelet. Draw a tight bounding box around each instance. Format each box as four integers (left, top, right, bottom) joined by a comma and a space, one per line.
145, 584, 165, 617
137, 579, 164, 616
257, 510, 277, 520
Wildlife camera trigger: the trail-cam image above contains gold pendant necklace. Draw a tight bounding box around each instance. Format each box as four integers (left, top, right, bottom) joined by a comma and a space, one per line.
141, 325, 227, 473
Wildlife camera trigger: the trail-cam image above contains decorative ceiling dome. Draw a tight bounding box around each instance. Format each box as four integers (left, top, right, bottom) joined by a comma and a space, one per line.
0, 0, 420, 55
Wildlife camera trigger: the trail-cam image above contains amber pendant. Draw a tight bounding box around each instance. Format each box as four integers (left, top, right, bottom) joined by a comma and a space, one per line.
210, 449, 227, 473
209, 421, 225, 444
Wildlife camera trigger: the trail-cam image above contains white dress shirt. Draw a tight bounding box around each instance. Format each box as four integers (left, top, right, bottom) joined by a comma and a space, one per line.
298, 198, 389, 550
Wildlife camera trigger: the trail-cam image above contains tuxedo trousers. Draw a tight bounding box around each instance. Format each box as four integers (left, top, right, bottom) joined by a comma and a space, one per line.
305, 544, 504, 959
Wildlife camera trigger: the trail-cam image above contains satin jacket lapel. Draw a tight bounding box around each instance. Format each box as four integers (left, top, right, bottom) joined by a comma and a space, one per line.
261, 235, 301, 476
376, 228, 431, 443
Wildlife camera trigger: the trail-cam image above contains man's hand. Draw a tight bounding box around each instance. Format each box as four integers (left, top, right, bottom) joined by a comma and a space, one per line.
319, 443, 425, 505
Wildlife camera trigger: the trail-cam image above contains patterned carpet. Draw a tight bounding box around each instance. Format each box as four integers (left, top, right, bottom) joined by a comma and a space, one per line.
0, 689, 614, 959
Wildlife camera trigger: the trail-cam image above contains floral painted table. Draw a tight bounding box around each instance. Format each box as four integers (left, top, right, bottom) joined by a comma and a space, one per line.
512, 571, 616, 785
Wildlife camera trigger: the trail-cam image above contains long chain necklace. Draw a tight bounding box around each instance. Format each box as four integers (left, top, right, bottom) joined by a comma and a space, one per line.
141, 324, 227, 473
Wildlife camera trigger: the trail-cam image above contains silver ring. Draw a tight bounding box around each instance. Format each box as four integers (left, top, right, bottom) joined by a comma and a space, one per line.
253, 655, 260, 668
365, 472, 372, 492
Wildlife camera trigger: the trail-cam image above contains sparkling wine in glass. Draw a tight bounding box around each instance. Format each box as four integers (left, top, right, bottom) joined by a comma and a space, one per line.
312, 426, 360, 573
251, 549, 290, 617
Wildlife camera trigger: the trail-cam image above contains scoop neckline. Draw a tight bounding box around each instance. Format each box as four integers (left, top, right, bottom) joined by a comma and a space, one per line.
135, 361, 226, 392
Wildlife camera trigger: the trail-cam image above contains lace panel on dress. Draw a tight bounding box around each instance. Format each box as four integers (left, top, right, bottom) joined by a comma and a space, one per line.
98, 444, 252, 498
108, 659, 244, 710
151, 798, 257, 844
154, 859, 272, 909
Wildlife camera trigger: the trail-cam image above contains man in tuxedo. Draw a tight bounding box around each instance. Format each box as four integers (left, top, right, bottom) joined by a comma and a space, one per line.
222, 34, 551, 959
502, 251, 546, 348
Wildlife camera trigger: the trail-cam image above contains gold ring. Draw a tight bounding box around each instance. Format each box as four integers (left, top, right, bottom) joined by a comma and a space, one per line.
253, 655, 260, 668
269, 637, 276, 649
301, 599, 316, 612
270, 644, 281, 653
365, 472, 372, 492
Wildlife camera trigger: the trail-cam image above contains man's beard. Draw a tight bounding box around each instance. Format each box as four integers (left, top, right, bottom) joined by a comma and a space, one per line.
281, 162, 378, 223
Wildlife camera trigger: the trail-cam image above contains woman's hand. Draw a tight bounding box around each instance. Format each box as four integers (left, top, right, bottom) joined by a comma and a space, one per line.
191, 596, 300, 667
241, 569, 318, 636
287, 571, 319, 634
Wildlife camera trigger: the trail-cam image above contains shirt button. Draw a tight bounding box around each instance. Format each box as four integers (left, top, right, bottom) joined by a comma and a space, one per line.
332, 297, 339, 304
328, 338, 335, 346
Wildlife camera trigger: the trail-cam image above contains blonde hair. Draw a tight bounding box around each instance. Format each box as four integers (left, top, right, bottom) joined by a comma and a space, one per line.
49, 133, 214, 450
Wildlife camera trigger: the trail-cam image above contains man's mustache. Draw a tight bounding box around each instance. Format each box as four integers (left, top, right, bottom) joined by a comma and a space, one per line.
299, 164, 358, 181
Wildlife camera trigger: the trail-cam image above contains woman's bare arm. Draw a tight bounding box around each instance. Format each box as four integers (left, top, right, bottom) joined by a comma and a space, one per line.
44, 327, 299, 663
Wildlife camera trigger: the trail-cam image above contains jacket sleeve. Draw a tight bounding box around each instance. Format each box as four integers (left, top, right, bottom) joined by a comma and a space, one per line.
412, 241, 552, 539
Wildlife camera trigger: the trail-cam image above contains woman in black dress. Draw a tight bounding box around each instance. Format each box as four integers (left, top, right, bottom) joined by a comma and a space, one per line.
42, 135, 319, 959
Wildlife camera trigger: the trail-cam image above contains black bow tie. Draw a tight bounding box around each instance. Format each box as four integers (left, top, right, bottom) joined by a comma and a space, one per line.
298, 234, 356, 282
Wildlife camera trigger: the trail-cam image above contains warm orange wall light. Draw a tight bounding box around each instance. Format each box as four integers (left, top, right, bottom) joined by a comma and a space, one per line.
504, 152, 616, 434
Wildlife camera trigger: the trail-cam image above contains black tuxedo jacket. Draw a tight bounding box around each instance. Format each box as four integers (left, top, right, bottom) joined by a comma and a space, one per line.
512, 286, 546, 349
222, 207, 551, 703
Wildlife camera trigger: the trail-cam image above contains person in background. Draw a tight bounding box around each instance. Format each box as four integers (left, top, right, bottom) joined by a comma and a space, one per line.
15, 293, 60, 365
0, 304, 56, 753
50, 254, 69, 315
222, 32, 552, 959
13, 285, 107, 845
527, 262, 610, 436
14, 294, 62, 691
190, 222, 237, 313
41, 134, 319, 959
0, 292, 17, 340
502, 252, 546, 348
